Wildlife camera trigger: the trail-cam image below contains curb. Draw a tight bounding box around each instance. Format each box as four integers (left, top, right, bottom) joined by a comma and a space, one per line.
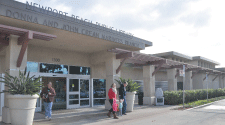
185, 100, 220, 111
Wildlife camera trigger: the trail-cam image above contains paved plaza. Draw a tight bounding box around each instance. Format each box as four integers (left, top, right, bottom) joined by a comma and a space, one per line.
1, 100, 225, 125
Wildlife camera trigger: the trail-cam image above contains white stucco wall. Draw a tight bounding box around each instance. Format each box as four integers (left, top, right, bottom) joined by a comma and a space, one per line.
0, 56, 5, 73
121, 67, 143, 80
27, 45, 91, 67
155, 71, 167, 81
91, 63, 106, 79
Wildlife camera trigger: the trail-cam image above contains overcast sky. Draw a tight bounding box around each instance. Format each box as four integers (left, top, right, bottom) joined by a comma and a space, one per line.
16, 0, 225, 67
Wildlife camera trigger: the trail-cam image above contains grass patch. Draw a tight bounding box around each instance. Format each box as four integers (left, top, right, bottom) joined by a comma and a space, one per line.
179, 96, 225, 108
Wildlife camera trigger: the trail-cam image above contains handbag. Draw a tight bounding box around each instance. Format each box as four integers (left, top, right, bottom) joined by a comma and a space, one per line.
112, 98, 118, 112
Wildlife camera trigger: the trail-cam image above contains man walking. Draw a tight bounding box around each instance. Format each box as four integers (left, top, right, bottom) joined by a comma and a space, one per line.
119, 82, 128, 115
40, 82, 56, 120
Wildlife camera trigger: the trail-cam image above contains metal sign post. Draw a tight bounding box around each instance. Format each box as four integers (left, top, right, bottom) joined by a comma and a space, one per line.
206, 74, 208, 102
183, 65, 185, 109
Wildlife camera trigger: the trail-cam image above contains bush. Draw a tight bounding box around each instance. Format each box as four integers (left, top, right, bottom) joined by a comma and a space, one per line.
164, 88, 225, 105
0, 70, 43, 95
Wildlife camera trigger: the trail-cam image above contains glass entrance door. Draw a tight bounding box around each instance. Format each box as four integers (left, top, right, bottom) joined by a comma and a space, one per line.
80, 79, 90, 106
67, 78, 90, 108
67, 79, 80, 109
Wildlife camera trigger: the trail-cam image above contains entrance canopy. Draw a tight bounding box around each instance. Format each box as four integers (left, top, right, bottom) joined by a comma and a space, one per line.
108, 48, 225, 79
0, 24, 57, 67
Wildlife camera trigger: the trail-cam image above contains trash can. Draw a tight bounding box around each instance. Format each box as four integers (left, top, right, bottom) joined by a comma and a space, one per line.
138, 92, 143, 105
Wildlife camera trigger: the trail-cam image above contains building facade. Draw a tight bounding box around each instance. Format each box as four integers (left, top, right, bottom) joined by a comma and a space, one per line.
0, 0, 225, 124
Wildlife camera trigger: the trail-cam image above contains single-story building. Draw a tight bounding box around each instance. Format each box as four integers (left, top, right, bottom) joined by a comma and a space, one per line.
0, 0, 225, 124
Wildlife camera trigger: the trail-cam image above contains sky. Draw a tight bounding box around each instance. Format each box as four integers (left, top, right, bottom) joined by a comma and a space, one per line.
16, 0, 225, 67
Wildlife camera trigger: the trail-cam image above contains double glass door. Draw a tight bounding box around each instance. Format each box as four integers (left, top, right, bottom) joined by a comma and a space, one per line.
67, 78, 90, 109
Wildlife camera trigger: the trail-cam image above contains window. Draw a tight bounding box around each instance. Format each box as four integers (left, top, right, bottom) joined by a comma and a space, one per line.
40, 63, 68, 74
26, 62, 38, 72
69, 66, 90, 75
93, 79, 106, 105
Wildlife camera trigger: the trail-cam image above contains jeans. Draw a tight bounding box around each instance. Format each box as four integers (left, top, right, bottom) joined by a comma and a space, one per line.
43, 102, 53, 118
109, 99, 115, 114
122, 97, 127, 114
119, 95, 127, 114
119, 108, 122, 116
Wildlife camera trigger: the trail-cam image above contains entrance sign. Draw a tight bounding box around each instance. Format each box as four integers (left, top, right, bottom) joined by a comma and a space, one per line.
179, 70, 184, 77
25, 1, 134, 37
0, 1, 152, 49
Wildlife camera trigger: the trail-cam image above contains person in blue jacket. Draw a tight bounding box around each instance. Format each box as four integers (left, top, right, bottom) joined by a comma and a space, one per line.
119, 82, 128, 115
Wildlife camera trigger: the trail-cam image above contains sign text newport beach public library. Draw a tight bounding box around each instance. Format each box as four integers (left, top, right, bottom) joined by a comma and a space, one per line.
1, 1, 145, 49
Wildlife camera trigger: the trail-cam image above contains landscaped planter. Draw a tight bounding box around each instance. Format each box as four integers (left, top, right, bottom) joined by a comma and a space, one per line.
126, 91, 136, 112
7, 94, 39, 125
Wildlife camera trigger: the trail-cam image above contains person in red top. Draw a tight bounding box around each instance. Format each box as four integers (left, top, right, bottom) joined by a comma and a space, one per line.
107, 83, 119, 119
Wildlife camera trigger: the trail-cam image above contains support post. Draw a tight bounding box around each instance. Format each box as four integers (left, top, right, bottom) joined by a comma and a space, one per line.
167, 68, 177, 91
143, 65, 155, 105
105, 53, 120, 110
2, 35, 27, 124
184, 71, 193, 90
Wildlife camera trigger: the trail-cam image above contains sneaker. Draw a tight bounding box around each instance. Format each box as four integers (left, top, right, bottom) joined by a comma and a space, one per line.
49, 117, 52, 120
45, 116, 48, 119
123, 113, 127, 115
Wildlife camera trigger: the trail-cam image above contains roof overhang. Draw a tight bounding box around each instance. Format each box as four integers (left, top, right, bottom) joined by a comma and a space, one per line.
192, 56, 220, 65
153, 51, 192, 61
108, 48, 225, 77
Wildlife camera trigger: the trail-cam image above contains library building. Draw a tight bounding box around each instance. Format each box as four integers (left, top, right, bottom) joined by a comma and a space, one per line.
0, 0, 225, 123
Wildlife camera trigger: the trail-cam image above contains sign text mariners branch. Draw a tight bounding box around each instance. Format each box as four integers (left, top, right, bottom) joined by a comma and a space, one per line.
25, 1, 134, 37
1, 1, 144, 48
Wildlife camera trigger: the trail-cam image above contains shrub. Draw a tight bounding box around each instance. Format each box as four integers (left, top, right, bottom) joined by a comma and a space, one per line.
0, 70, 43, 95
164, 88, 225, 105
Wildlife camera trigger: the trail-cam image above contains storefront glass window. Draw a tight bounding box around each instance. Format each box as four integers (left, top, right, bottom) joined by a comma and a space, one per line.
93, 79, 106, 105
80, 79, 89, 98
69, 66, 90, 75
80, 100, 89, 106
69, 79, 79, 92
27, 62, 38, 72
94, 99, 105, 105
69, 100, 79, 105
40, 63, 68, 74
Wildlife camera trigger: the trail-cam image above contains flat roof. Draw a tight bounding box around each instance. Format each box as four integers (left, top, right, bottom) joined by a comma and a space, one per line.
153, 51, 192, 61
192, 56, 220, 65
0, 0, 152, 49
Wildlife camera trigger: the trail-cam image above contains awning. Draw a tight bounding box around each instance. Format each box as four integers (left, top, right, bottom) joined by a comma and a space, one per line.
108, 48, 225, 79
0, 24, 57, 67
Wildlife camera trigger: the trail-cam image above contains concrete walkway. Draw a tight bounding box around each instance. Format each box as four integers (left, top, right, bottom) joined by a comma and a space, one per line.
0, 104, 179, 125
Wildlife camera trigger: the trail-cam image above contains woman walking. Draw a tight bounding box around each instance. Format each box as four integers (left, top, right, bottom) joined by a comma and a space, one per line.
107, 83, 119, 119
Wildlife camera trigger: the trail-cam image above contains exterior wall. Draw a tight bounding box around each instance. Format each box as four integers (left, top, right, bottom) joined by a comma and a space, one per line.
121, 67, 143, 80
193, 73, 220, 90
28, 45, 91, 67
155, 71, 167, 81
91, 63, 106, 79
193, 73, 204, 89
185, 60, 198, 66
0, 56, 5, 73
177, 76, 183, 82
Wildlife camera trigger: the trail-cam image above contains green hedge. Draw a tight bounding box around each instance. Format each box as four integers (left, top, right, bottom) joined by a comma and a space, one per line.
164, 88, 225, 105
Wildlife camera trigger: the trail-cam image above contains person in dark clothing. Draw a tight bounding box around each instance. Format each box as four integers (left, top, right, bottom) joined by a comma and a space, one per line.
40, 82, 56, 120
119, 82, 128, 115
